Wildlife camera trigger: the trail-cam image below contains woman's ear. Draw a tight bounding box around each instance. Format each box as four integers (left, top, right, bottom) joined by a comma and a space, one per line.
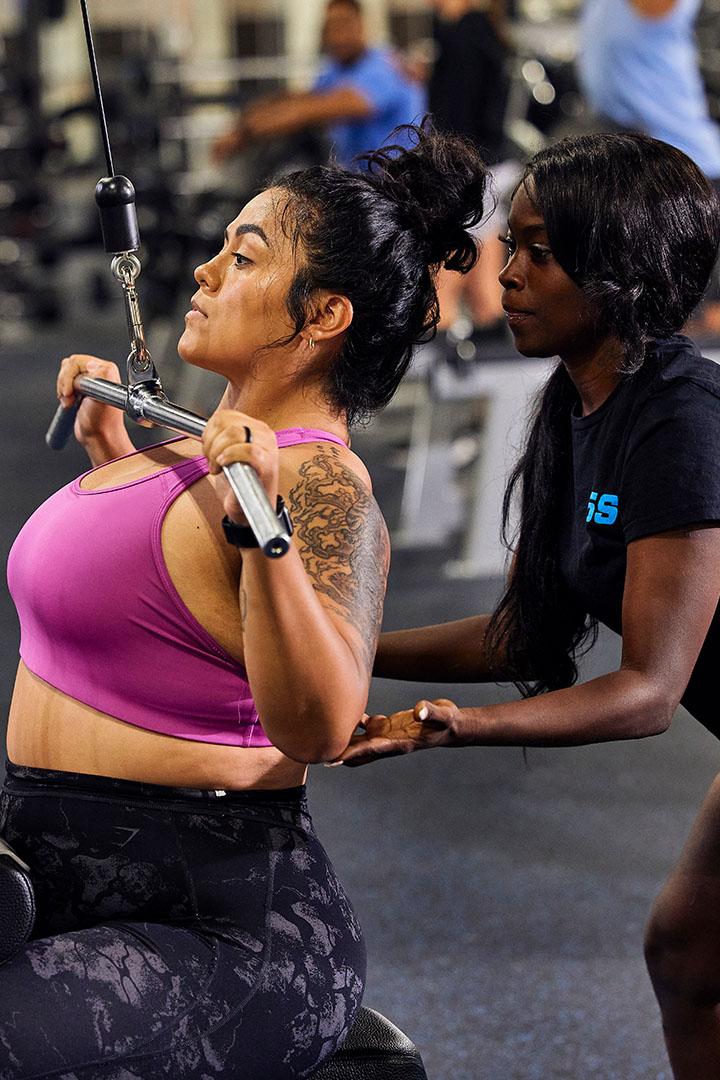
305, 292, 354, 346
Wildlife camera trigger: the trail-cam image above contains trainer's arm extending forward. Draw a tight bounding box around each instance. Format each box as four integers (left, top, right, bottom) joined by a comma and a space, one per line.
338, 525, 720, 764
375, 615, 511, 682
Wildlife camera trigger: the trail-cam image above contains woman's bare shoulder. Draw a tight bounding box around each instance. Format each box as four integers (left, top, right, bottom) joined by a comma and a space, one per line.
278, 440, 390, 668
278, 439, 387, 551
278, 439, 373, 494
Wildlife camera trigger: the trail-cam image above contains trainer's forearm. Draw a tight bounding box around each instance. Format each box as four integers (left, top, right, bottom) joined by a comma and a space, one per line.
452, 668, 674, 746
374, 614, 513, 682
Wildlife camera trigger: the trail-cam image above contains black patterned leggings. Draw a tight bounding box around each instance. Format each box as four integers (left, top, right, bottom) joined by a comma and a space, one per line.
0, 762, 366, 1079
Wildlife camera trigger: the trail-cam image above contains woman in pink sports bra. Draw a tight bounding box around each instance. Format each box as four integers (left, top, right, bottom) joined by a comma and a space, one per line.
0, 126, 489, 1078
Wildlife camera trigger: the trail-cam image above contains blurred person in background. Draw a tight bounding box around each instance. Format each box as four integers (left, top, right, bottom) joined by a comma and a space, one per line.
213, 0, 426, 169
577, 0, 720, 334
427, 0, 516, 347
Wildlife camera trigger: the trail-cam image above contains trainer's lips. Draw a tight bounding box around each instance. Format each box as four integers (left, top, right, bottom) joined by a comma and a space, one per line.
503, 305, 534, 326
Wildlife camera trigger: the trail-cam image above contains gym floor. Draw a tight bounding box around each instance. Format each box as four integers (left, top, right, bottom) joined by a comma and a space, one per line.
1, 310, 717, 1080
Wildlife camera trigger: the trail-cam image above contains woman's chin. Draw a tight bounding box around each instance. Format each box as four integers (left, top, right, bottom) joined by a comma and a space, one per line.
508, 331, 551, 359
507, 332, 533, 357
177, 334, 205, 369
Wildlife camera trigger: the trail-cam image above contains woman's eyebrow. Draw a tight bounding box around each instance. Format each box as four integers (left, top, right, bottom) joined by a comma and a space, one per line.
524, 222, 548, 234
223, 224, 271, 247
505, 220, 549, 241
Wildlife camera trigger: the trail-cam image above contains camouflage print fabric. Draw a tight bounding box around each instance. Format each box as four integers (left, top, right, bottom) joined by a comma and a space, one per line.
0, 763, 365, 1079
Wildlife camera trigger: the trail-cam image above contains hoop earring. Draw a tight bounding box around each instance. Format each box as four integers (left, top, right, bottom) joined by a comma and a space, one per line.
308, 337, 315, 351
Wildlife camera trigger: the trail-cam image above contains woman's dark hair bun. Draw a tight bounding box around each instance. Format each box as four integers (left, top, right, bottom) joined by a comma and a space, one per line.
274, 123, 490, 424
357, 122, 490, 271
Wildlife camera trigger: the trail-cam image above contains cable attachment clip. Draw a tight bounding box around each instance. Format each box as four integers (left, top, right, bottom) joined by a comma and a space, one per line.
109, 251, 160, 408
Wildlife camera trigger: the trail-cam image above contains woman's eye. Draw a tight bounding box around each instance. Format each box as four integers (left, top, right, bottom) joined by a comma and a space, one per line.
529, 245, 552, 261
498, 233, 515, 253
232, 252, 251, 268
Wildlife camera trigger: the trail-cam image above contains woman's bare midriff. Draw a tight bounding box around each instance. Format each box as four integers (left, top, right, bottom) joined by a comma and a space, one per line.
7, 662, 308, 790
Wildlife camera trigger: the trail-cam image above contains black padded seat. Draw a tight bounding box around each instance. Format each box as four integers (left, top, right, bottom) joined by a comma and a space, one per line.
310, 1007, 428, 1079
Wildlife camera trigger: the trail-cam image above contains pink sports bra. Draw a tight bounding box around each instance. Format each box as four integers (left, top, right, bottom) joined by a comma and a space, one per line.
7, 428, 347, 748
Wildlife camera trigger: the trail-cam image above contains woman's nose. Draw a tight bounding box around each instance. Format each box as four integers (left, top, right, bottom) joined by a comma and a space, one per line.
498, 254, 522, 291
194, 258, 219, 291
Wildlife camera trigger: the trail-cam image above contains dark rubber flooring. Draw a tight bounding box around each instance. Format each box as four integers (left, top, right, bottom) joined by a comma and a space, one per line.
1, 317, 717, 1079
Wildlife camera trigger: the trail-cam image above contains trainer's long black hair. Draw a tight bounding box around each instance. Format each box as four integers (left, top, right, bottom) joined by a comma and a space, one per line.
486, 132, 720, 695
273, 123, 489, 425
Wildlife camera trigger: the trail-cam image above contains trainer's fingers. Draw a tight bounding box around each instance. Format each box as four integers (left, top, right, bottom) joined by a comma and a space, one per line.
330, 735, 413, 767
359, 713, 388, 734
414, 699, 455, 728
341, 745, 411, 768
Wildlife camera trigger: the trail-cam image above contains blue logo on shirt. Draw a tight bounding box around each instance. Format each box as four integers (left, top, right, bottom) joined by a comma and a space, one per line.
586, 491, 618, 525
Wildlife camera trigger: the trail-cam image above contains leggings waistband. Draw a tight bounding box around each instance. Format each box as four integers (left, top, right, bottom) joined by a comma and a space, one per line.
3, 759, 307, 809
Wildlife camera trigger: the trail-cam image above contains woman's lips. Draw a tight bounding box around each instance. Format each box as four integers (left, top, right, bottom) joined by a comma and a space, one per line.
185, 300, 207, 321
503, 307, 534, 326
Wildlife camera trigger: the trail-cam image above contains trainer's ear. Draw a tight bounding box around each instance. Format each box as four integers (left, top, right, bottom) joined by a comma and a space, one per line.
304, 291, 354, 346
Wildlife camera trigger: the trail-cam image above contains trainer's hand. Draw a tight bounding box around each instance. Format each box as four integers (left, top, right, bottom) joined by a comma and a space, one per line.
203, 410, 279, 525
332, 698, 462, 767
56, 354, 133, 456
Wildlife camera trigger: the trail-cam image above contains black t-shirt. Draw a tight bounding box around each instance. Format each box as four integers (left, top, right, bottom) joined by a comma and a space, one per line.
558, 335, 720, 734
428, 12, 509, 164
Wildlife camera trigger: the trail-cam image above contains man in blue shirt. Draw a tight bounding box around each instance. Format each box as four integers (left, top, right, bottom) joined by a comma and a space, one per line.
213, 0, 425, 169
578, 0, 720, 183
577, 0, 720, 336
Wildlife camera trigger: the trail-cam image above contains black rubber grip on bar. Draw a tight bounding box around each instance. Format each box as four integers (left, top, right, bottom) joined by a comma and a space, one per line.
45, 399, 81, 450
95, 175, 139, 254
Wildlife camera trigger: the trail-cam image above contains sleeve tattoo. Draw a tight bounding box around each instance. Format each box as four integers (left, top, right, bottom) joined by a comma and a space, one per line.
288, 447, 390, 671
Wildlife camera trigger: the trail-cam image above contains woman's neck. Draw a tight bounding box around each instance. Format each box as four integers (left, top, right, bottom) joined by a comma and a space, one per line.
218, 381, 348, 442
561, 337, 625, 416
